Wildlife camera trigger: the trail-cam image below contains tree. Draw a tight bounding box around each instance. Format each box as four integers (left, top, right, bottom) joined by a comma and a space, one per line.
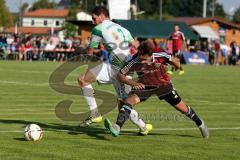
62, 0, 107, 37
213, 3, 226, 18
207, 1, 226, 18
20, 3, 29, 13
136, 0, 226, 20
62, 0, 78, 38
14, 2, 29, 27
0, 0, 13, 29
30, 0, 57, 11
232, 7, 240, 24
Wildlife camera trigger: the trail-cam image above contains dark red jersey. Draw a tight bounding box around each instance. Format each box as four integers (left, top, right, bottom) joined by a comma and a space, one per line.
169, 31, 185, 51
120, 52, 172, 87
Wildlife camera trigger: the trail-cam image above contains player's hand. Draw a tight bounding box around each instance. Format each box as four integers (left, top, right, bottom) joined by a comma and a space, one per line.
133, 83, 145, 90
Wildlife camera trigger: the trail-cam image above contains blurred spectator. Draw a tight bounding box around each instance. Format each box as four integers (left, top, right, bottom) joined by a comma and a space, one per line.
65, 37, 73, 49
55, 42, 65, 61
18, 43, 26, 61
50, 33, 60, 46
25, 37, 33, 60
214, 40, 221, 65
6, 34, 14, 46
220, 43, 230, 65
207, 40, 215, 65
229, 41, 238, 65
44, 40, 56, 61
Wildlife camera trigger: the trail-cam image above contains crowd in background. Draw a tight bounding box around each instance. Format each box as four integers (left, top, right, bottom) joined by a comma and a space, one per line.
0, 33, 89, 62
0, 32, 240, 65
192, 39, 240, 65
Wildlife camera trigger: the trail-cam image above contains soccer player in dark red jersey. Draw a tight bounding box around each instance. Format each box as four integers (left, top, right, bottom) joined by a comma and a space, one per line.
168, 24, 186, 75
104, 41, 209, 138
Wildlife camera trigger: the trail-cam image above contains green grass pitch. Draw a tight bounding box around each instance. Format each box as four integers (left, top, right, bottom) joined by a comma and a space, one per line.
0, 61, 239, 160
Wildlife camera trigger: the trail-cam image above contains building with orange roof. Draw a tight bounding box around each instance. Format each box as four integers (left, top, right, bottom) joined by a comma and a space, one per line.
5, 9, 69, 35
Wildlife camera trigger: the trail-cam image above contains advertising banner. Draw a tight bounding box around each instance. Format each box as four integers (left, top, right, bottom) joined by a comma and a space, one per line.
182, 51, 209, 64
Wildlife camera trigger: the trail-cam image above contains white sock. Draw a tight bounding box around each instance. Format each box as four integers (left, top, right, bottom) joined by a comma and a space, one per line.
82, 84, 98, 111
129, 109, 146, 131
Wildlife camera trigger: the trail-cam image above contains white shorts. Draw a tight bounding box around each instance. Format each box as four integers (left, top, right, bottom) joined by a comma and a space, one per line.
90, 62, 113, 84
89, 62, 131, 99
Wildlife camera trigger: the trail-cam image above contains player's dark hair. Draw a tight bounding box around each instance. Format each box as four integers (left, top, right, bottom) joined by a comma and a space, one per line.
92, 6, 109, 17
138, 41, 154, 56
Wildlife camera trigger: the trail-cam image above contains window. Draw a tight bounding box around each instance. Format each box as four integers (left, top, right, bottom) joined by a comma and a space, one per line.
31, 20, 35, 26
44, 20, 48, 26
56, 21, 60, 26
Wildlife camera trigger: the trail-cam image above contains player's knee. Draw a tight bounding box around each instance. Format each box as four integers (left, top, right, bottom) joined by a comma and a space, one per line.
77, 75, 86, 87
124, 98, 135, 106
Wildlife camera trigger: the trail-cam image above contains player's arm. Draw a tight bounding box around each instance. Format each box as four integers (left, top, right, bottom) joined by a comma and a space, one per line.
154, 52, 181, 70
125, 30, 139, 49
117, 73, 145, 90
88, 26, 103, 55
130, 39, 139, 49
88, 48, 100, 55
117, 63, 145, 90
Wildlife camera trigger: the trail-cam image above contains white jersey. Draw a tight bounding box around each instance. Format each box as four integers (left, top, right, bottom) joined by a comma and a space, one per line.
89, 20, 134, 69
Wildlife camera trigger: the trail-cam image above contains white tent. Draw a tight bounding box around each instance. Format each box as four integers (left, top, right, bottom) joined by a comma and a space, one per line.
192, 25, 219, 39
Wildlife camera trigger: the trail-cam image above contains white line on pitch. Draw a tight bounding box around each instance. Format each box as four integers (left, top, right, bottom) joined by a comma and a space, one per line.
123, 127, 240, 131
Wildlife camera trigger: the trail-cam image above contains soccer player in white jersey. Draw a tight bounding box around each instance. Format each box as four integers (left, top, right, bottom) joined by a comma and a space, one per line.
77, 6, 151, 134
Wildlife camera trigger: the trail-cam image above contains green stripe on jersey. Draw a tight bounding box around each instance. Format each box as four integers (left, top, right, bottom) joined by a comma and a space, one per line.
89, 42, 99, 49
92, 25, 103, 38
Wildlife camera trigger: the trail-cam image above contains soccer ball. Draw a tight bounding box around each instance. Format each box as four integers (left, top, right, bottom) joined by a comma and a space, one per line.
24, 124, 43, 141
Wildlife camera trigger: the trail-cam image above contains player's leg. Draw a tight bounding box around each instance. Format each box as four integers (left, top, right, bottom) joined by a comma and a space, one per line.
161, 89, 209, 138
175, 50, 184, 75
78, 64, 105, 127
104, 94, 140, 136
111, 78, 151, 133
176, 101, 209, 138
168, 51, 184, 75
78, 69, 97, 111
104, 93, 152, 137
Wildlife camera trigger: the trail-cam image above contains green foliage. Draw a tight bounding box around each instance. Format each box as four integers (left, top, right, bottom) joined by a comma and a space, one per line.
0, 0, 13, 28
20, 3, 29, 13
72, 0, 81, 6
63, 22, 78, 38
207, 0, 226, 18
13, 3, 29, 27
63, 3, 78, 38
30, 0, 57, 11
135, 0, 226, 20
213, 3, 226, 18
232, 7, 240, 24
74, 0, 226, 20
73, 0, 107, 13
